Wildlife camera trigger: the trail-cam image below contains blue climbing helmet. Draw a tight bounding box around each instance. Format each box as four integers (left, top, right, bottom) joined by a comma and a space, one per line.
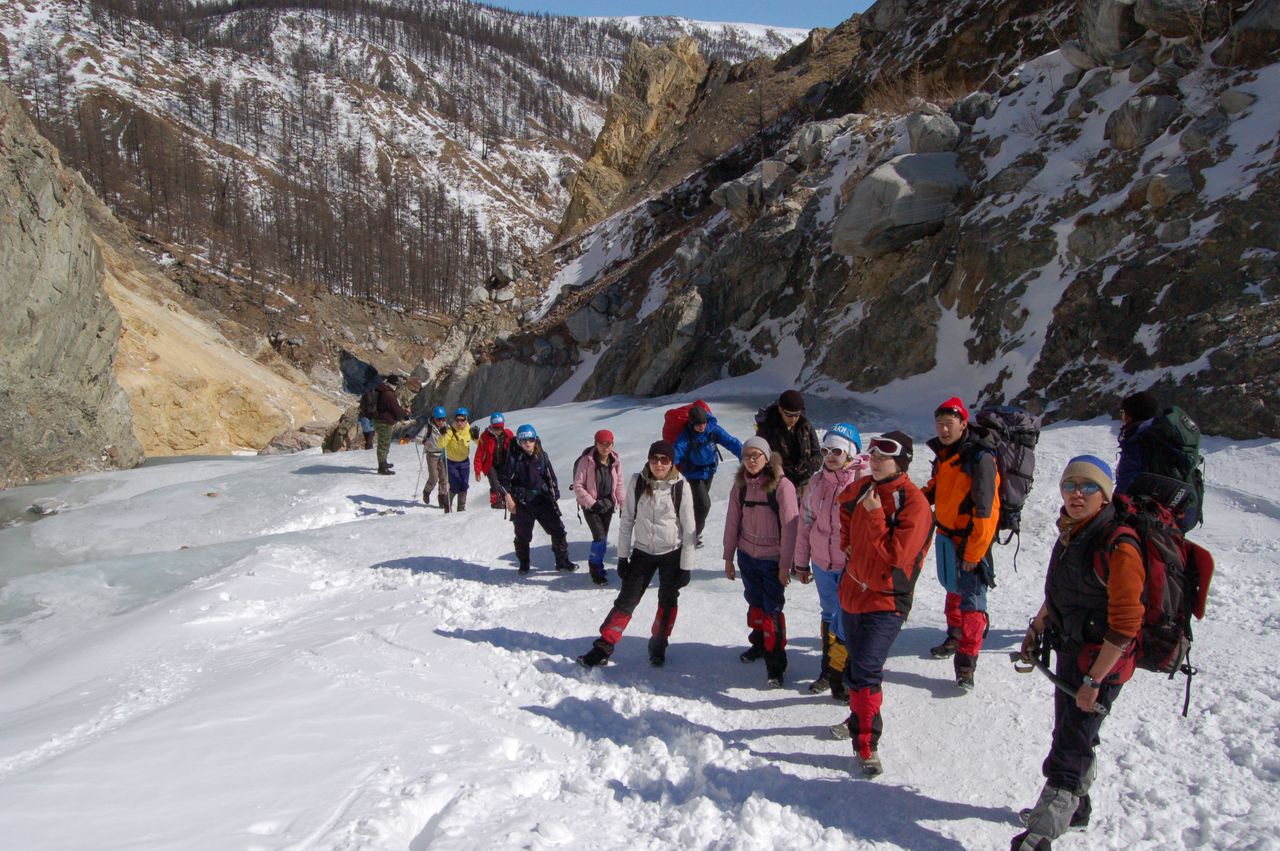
823, 422, 863, 455
516, 424, 538, 441
454, 407, 470, 420
431, 405, 447, 420
490, 412, 505, 426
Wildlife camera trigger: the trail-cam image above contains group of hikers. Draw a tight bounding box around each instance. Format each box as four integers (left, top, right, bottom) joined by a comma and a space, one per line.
357, 381, 1210, 851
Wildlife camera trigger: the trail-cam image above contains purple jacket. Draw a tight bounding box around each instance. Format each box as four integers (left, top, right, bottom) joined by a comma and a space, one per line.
572, 447, 625, 510
722, 455, 800, 572
795, 460, 866, 572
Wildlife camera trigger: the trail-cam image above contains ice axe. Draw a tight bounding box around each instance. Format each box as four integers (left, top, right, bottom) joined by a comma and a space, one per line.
1010, 651, 1108, 717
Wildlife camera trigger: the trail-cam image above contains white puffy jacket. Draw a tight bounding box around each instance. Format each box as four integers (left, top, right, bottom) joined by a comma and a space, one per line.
618, 467, 696, 571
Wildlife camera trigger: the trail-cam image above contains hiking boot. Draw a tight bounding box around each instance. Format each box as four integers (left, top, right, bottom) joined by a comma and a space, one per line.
455, 492, 466, 512
740, 645, 764, 663
377, 466, 395, 475
955, 652, 977, 691
555, 561, 578, 572
807, 673, 831, 695
957, 671, 975, 691
517, 562, 530, 575
930, 629, 961, 659
588, 562, 608, 585
438, 493, 451, 513
649, 650, 666, 667
577, 647, 609, 668
829, 716, 852, 740
385, 462, 394, 469
766, 676, 784, 689
859, 751, 883, 778
422, 488, 431, 504
829, 674, 849, 703
1019, 795, 1090, 831
695, 534, 704, 549
1010, 831, 1053, 851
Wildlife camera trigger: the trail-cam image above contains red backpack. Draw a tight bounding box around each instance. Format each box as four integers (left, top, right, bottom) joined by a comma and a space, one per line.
662, 400, 712, 445
1094, 492, 1214, 715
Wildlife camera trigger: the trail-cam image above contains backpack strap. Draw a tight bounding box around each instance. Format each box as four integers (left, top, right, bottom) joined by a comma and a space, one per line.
738, 481, 781, 531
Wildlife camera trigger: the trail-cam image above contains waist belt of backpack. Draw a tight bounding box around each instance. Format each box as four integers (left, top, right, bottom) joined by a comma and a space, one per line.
935, 520, 972, 542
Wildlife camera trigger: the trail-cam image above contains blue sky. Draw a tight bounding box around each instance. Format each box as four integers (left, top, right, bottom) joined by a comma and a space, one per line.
490, 1, 874, 30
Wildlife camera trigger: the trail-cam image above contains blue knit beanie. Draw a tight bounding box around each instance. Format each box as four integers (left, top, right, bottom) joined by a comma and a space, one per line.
1061, 455, 1115, 500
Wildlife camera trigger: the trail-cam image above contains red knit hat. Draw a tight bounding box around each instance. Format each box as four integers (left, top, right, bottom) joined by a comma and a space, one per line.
594, 429, 614, 444
934, 396, 969, 422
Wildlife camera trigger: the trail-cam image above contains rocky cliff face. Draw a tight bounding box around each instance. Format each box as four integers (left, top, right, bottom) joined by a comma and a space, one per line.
441, 0, 1280, 439
0, 82, 143, 488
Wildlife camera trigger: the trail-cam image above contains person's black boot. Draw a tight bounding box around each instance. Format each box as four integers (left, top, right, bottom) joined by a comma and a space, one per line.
515, 540, 530, 575
808, 622, 832, 694
765, 651, 787, 688
577, 646, 609, 668
588, 562, 608, 585
552, 538, 577, 572
739, 629, 765, 663
930, 626, 962, 659
648, 636, 667, 668
455, 492, 466, 512
438, 493, 451, 513
955, 652, 978, 691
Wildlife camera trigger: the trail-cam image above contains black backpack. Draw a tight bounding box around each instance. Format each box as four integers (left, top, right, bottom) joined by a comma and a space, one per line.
1138, 406, 1205, 531
358, 388, 378, 419
972, 404, 1042, 542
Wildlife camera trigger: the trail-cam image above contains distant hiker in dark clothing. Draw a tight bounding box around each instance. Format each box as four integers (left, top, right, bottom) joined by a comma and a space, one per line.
357, 387, 378, 450
755, 389, 823, 498
1012, 456, 1143, 851
572, 429, 625, 585
674, 404, 742, 548
577, 439, 695, 668
924, 396, 1000, 690
836, 431, 932, 778
475, 412, 514, 510
440, 407, 473, 512
373, 375, 410, 475
1114, 390, 1160, 495
498, 424, 576, 575
724, 435, 800, 688
421, 405, 451, 509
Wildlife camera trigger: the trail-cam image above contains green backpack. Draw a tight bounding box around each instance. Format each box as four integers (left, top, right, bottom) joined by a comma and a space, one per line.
1139, 406, 1205, 530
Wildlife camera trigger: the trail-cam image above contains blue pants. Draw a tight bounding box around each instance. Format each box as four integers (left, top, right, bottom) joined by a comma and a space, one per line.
447, 458, 470, 493
935, 533, 988, 611
813, 565, 845, 642
841, 609, 906, 691
737, 550, 785, 614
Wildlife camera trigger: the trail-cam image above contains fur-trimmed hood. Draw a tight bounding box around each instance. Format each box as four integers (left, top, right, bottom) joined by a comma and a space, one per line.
734, 451, 784, 492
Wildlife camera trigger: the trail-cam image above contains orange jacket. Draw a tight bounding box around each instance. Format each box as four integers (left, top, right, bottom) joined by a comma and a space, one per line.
838, 474, 934, 616
924, 429, 1001, 564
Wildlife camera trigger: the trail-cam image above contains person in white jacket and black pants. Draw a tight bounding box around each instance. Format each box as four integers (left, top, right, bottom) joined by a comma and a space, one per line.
577, 440, 697, 669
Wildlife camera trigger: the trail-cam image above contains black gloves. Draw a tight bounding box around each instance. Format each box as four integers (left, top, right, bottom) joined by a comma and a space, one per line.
617, 557, 630, 578
594, 497, 613, 514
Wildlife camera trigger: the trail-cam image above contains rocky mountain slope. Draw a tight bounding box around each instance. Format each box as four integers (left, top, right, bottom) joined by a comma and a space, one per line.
425, 0, 1279, 439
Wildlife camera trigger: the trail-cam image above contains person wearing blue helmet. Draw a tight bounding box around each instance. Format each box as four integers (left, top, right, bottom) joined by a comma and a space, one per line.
420, 405, 451, 509
497, 424, 576, 574
440, 407, 474, 511
475, 413, 515, 510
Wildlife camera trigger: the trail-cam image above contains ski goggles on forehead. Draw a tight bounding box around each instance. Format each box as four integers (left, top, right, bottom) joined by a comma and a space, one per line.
868, 438, 904, 457
1060, 480, 1103, 495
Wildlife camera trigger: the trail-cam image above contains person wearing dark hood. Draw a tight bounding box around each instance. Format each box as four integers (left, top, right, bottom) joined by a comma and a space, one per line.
373, 375, 410, 475
577, 440, 696, 668
755, 390, 823, 500
923, 396, 1000, 690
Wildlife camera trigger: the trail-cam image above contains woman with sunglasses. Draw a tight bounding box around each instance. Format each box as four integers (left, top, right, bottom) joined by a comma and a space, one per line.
723, 436, 800, 688
440, 407, 475, 512
1012, 456, 1143, 850
498, 424, 576, 575
794, 423, 869, 701
835, 431, 932, 778
577, 440, 696, 668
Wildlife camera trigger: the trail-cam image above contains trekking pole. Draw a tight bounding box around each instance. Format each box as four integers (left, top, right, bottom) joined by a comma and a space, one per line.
1009, 651, 1108, 716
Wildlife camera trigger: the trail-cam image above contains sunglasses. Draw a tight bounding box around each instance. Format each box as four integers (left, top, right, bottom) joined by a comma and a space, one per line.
743, 450, 767, 462
868, 437, 904, 457
649, 455, 672, 464
1061, 481, 1103, 495
820, 446, 846, 456
489, 424, 504, 429
518, 437, 535, 444
780, 409, 802, 418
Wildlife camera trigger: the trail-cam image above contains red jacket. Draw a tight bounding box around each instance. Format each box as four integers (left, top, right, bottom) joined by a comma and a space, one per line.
474, 427, 514, 476
838, 474, 934, 616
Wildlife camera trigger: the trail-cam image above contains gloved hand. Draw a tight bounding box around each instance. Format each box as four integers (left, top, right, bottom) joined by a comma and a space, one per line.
617, 557, 630, 579
470, 425, 480, 440
1019, 616, 1046, 663
594, 497, 613, 514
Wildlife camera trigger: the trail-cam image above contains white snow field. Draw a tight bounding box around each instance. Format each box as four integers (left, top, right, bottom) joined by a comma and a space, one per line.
1, 396, 1277, 850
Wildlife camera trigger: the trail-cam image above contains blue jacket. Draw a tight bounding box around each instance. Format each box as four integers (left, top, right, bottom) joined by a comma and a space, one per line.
673, 417, 742, 481
1114, 418, 1153, 495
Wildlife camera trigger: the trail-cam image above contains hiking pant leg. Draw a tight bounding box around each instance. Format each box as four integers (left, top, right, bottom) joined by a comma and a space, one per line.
375, 423, 392, 467
956, 562, 989, 656
536, 498, 568, 544
426, 455, 449, 497
813, 566, 844, 634
487, 468, 502, 506
737, 551, 785, 615
584, 510, 610, 547
841, 610, 906, 692
1042, 649, 1123, 794
595, 550, 660, 652
935, 532, 960, 593
654, 549, 689, 611
447, 459, 470, 494
688, 477, 712, 536
513, 508, 536, 563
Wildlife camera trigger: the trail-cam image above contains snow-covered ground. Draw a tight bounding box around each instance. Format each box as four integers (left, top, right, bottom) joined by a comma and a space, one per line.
0, 396, 1277, 849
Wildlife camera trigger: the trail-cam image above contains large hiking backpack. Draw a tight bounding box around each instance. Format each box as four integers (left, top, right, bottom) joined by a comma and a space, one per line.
358, 387, 378, 419
663, 400, 712, 445
972, 404, 1042, 541
1095, 488, 1214, 715
1138, 406, 1205, 531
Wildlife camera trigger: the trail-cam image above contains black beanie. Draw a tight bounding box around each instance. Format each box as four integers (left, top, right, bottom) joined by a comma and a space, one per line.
778, 389, 805, 412
648, 440, 676, 460
688, 405, 708, 425
881, 430, 914, 470
1122, 390, 1159, 422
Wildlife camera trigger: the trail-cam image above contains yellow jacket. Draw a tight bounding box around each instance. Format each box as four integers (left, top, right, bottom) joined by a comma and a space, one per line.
440, 426, 472, 462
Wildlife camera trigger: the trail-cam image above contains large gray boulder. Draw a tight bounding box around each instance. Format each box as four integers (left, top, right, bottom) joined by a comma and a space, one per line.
1212, 0, 1280, 68
905, 111, 961, 153
0, 83, 143, 488
1104, 95, 1181, 150
1135, 0, 1206, 38
1080, 0, 1145, 63
831, 153, 970, 258
710, 159, 801, 221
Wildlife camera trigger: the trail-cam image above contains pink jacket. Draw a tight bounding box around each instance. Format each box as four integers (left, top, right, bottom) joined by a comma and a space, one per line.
571, 447, 625, 510
795, 460, 866, 572
722, 455, 800, 572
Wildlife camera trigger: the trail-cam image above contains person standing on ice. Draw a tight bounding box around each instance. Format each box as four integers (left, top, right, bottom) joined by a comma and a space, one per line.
372, 374, 410, 475
577, 439, 696, 668
673, 403, 742, 548
421, 405, 452, 510
723, 435, 800, 688
835, 431, 932, 778
754, 389, 823, 500
474, 412, 515, 510
440, 407, 474, 512
793, 422, 868, 701
572, 429, 625, 586
1012, 457, 1142, 850
498, 424, 577, 575
923, 396, 1000, 691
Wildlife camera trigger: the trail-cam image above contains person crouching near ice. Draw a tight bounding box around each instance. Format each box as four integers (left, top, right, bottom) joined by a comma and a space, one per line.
794, 422, 869, 701
836, 431, 932, 778
498, 425, 576, 575
724, 436, 799, 688
577, 440, 695, 668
